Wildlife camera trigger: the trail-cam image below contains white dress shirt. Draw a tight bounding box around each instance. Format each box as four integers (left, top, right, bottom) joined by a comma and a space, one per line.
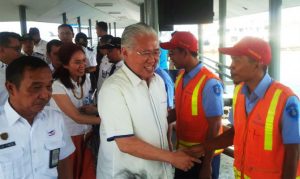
83, 47, 97, 68
33, 39, 47, 56
96, 56, 123, 91
0, 100, 75, 179
97, 64, 173, 179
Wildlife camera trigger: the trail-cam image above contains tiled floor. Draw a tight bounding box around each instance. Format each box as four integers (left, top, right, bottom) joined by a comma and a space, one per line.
219, 154, 234, 179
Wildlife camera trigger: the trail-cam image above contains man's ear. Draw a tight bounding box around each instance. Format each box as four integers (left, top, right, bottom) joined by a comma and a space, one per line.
121, 47, 128, 58
5, 81, 16, 96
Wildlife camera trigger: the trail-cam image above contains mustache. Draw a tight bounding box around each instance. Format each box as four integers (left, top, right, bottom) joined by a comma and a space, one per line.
34, 99, 49, 106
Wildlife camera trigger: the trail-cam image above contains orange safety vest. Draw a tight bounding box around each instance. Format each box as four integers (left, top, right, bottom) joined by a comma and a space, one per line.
232, 82, 300, 179
175, 66, 223, 154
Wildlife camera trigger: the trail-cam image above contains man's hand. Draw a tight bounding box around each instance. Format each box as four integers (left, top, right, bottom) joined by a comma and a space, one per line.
169, 150, 201, 171
182, 144, 206, 158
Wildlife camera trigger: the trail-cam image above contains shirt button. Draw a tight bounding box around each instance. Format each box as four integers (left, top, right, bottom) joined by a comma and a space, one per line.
34, 168, 37, 172
32, 150, 36, 153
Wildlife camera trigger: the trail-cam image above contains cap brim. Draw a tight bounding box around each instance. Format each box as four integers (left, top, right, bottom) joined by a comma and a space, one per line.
99, 44, 120, 49
160, 42, 177, 50
218, 47, 243, 56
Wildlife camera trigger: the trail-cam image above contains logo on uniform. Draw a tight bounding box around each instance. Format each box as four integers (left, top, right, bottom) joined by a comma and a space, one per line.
102, 70, 109, 78
0, 132, 8, 140
213, 84, 221, 96
286, 103, 299, 119
48, 130, 56, 136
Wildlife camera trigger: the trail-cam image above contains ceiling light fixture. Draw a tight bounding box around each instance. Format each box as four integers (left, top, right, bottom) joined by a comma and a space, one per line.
108, 11, 121, 14
94, 3, 113, 7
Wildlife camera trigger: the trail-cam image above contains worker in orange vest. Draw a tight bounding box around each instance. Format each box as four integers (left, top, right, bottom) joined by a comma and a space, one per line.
185, 37, 300, 179
161, 31, 224, 179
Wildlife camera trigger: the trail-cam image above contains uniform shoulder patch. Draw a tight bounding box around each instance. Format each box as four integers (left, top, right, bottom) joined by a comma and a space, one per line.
286, 103, 299, 119
213, 84, 221, 96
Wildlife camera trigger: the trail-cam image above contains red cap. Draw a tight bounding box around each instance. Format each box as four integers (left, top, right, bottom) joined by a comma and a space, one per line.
219, 37, 272, 65
160, 31, 198, 53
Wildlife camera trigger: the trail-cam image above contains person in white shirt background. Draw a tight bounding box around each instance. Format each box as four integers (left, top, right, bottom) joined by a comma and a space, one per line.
97, 37, 124, 91
0, 32, 21, 106
20, 34, 45, 60
46, 39, 63, 73
96, 34, 114, 91
0, 56, 74, 179
28, 27, 48, 62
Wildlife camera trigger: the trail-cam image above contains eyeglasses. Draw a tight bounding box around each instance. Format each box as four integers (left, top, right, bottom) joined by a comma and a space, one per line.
5, 46, 21, 52
136, 49, 161, 58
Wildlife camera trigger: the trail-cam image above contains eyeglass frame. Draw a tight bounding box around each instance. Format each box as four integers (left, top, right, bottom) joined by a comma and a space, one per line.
4, 45, 22, 52
136, 49, 161, 58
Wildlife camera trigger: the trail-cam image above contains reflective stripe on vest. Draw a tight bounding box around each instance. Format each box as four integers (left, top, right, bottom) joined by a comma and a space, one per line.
233, 84, 242, 117
175, 72, 184, 89
264, 89, 282, 150
192, 75, 207, 116
177, 139, 223, 155
234, 167, 251, 179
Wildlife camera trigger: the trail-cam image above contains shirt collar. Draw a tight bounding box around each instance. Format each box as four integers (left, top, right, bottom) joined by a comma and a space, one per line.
185, 62, 203, 79
122, 63, 155, 87
116, 60, 124, 68
4, 99, 22, 126
4, 99, 46, 126
242, 73, 273, 99
0, 61, 7, 68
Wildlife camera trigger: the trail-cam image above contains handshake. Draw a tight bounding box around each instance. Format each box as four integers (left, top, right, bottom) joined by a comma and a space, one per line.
169, 144, 206, 171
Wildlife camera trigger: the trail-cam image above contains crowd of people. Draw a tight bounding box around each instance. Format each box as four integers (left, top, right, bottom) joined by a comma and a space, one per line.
0, 21, 299, 179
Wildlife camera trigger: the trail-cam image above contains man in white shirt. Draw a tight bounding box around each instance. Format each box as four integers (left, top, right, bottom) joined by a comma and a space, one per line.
97, 23, 199, 179
46, 39, 62, 73
97, 37, 124, 90
21, 34, 45, 60
96, 21, 108, 39
0, 32, 21, 106
29, 27, 48, 62
0, 56, 75, 179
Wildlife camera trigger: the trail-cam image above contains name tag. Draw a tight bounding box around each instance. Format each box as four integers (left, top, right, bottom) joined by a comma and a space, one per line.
0, 142, 16, 149
49, 148, 60, 168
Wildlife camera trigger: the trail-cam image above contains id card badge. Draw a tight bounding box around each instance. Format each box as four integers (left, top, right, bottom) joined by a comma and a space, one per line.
49, 148, 60, 168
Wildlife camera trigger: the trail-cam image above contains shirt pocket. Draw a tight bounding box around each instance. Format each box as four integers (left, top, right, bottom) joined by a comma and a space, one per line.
42, 140, 65, 177
0, 145, 24, 179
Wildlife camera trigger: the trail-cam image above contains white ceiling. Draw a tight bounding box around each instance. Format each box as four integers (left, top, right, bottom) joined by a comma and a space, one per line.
0, 0, 299, 28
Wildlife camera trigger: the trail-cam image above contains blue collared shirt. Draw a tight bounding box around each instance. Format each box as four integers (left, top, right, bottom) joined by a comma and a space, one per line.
155, 67, 174, 109
183, 63, 224, 117
229, 73, 300, 144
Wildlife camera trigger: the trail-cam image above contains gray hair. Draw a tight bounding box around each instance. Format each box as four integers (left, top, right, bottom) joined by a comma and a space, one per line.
121, 23, 157, 48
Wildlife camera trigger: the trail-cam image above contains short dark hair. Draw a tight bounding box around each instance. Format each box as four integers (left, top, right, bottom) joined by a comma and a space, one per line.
28, 27, 40, 36
96, 21, 108, 32
75, 32, 88, 43
0, 32, 21, 47
47, 39, 62, 54
58, 24, 74, 33
6, 56, 49, 89
100, 35, 113, 44
53, 43, 85, 89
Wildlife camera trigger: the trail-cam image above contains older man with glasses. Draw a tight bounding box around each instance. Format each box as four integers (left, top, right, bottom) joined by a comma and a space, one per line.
0, 31, 21, 105
97, 23, 200, 179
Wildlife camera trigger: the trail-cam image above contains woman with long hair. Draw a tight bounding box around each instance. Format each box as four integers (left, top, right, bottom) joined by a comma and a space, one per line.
50, 43, 100, 179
